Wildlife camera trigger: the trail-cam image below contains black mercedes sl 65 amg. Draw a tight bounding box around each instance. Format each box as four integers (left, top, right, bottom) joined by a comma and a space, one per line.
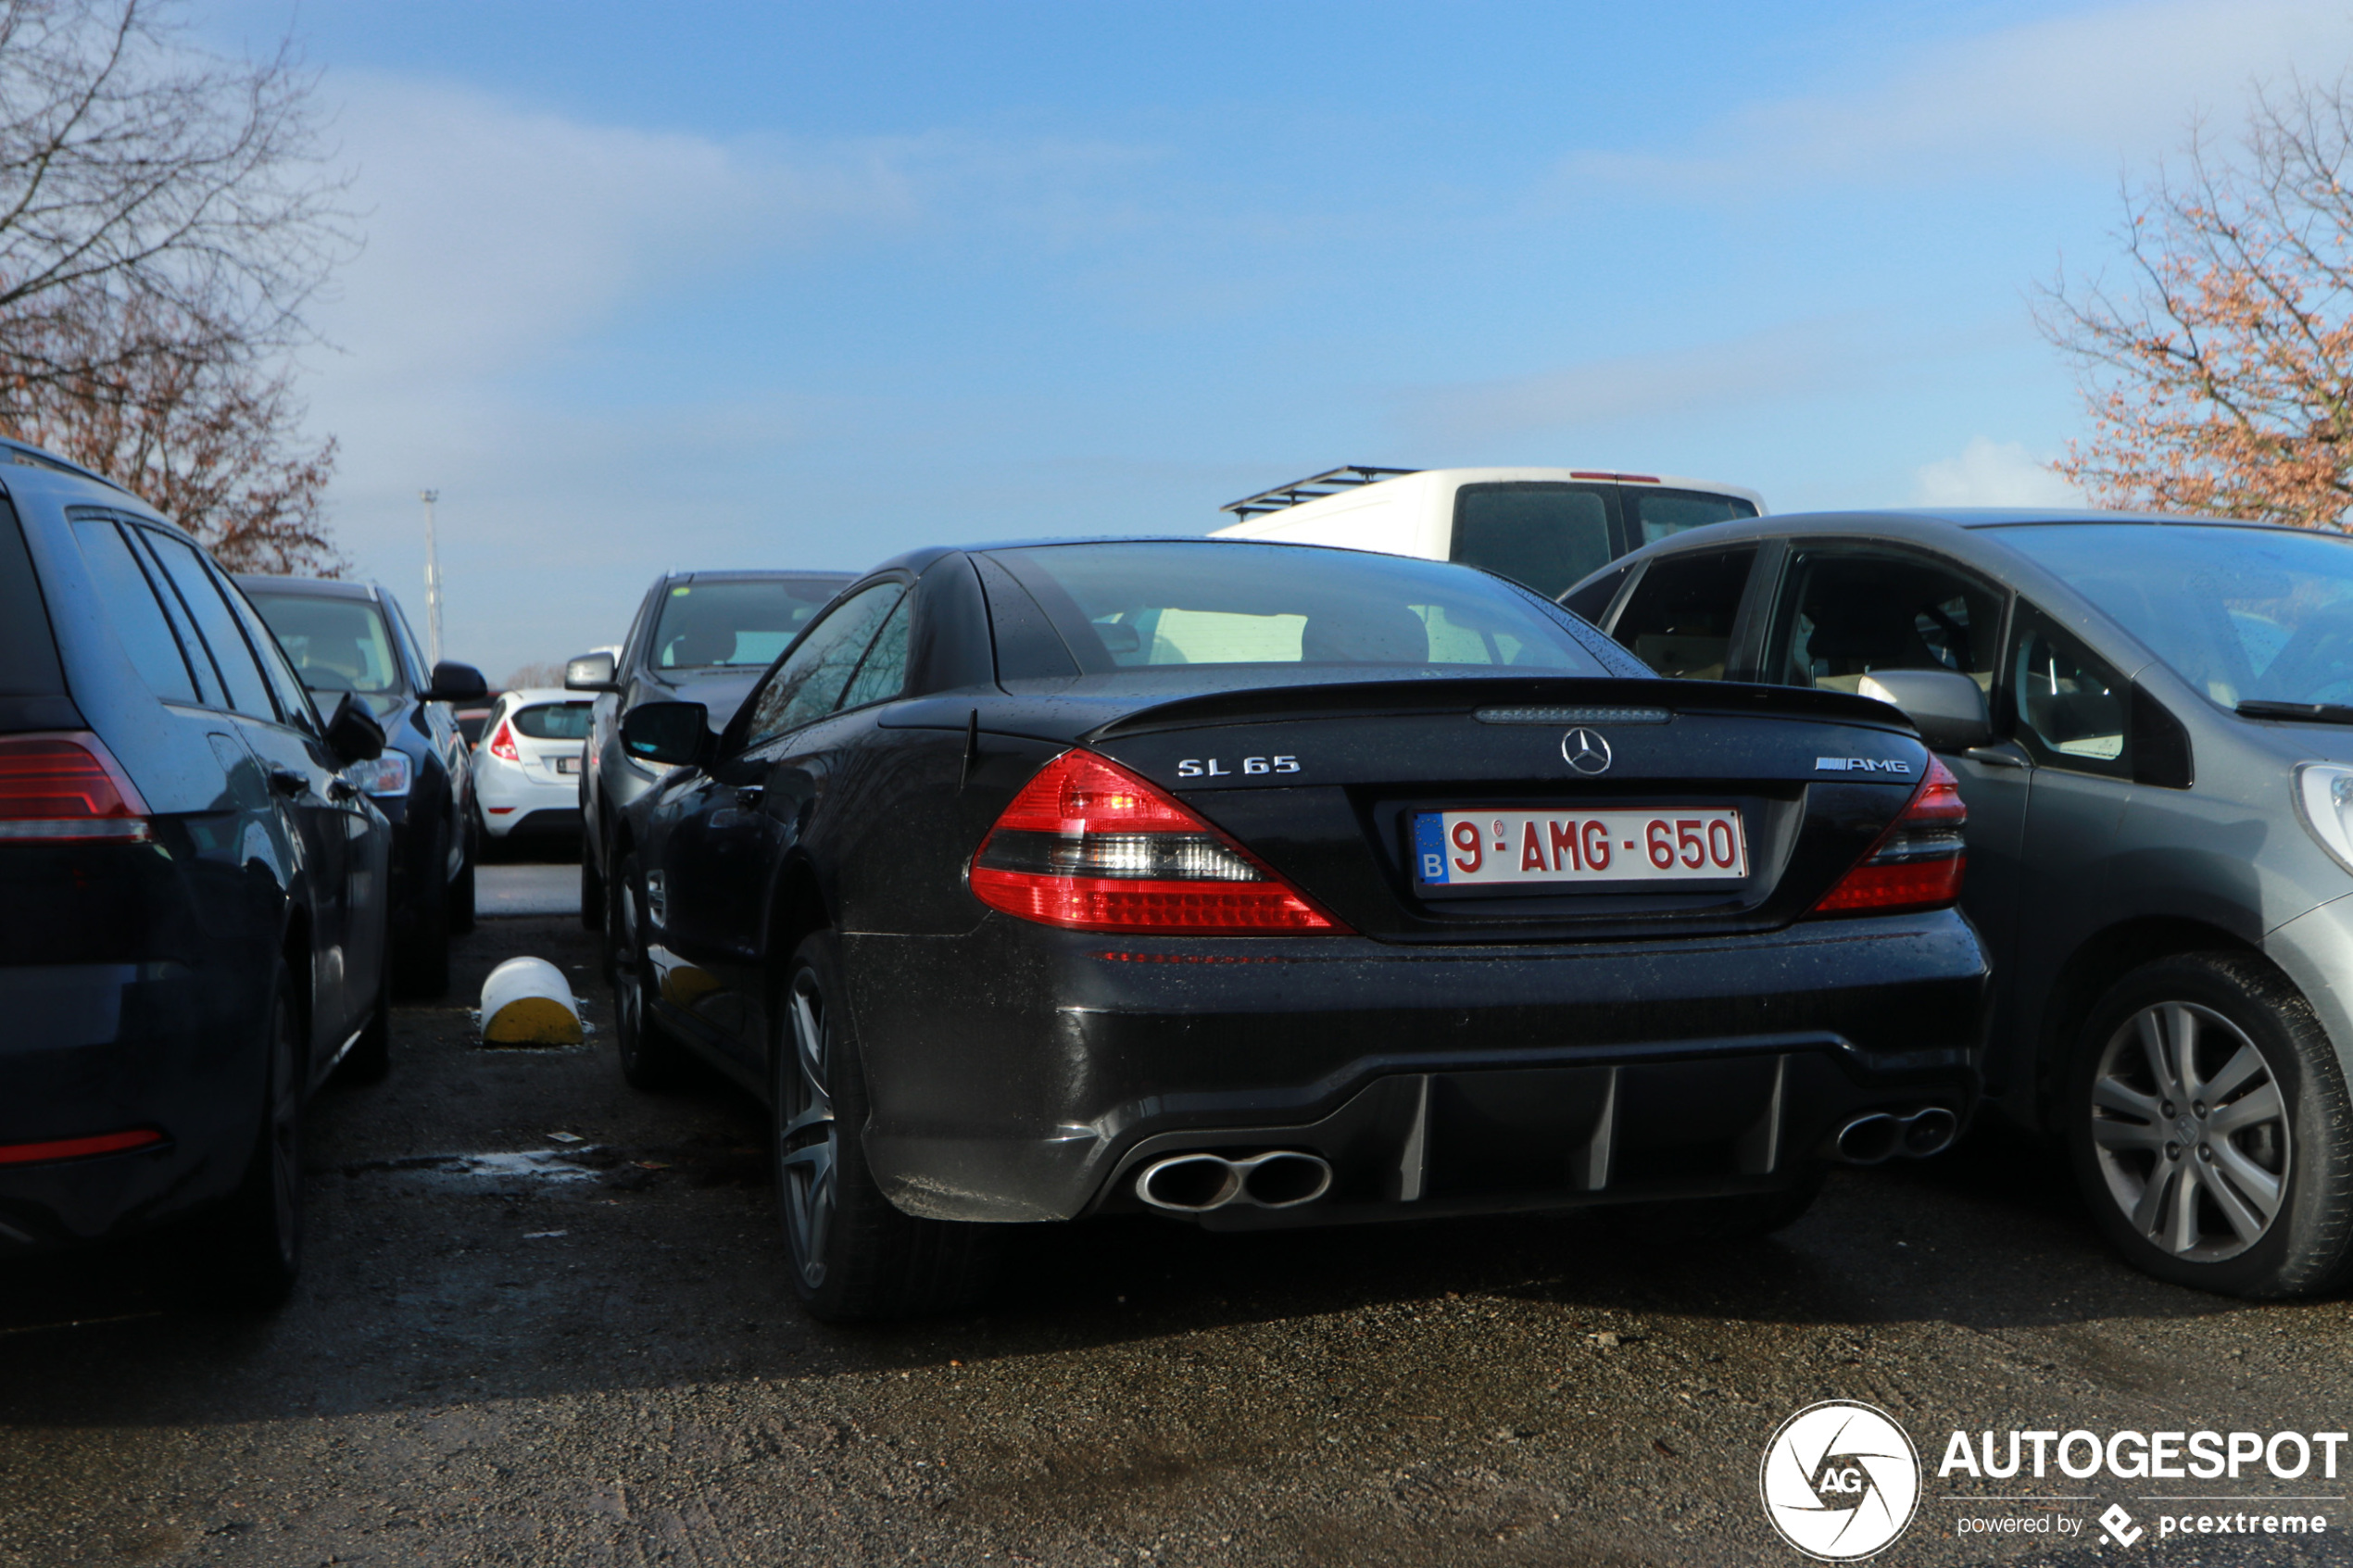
610, 538, 1989, 1319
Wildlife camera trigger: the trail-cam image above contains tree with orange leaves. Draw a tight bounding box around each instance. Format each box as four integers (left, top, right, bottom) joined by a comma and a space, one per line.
2039, 78, 2353, 530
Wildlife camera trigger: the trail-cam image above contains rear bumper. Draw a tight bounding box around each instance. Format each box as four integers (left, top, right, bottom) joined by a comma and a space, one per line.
842, 909, 1990, 1224
0, 960, 257, 1249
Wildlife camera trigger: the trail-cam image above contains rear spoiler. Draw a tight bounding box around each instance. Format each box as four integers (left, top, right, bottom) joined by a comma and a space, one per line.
1085, 677, 1914, 740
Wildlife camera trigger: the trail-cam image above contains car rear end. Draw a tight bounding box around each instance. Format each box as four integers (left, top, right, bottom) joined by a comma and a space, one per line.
0, 484, 271, 1249
844, 542, 1987, 1229
476, 690, 590, 838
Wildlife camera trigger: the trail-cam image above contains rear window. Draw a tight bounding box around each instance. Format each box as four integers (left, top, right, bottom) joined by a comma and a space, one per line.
0, 498, 62, 696
511, 701, 592, 740
1450, 483, 1616, 599
1628, 488, 1757, 546
653, 578, 842, 669
991, 541, 1612, 676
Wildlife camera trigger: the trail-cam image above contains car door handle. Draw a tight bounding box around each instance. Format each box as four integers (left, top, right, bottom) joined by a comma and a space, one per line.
1963, 742, 2032, 771
269, 767, 308, 798
327, 777, 361, 803
735, 784, 765, 808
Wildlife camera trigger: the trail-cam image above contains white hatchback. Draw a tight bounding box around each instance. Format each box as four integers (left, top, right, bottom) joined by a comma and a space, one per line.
472, 688, 592, 841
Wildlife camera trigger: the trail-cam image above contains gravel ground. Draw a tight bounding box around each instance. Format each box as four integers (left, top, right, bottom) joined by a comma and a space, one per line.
3, 889, 2351, 1567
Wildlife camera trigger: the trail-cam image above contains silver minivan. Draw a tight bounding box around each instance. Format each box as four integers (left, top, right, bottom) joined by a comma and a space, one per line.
1567, 509, 2353, 1299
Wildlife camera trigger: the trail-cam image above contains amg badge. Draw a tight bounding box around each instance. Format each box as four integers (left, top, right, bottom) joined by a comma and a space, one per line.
1816, 757, 1915, 774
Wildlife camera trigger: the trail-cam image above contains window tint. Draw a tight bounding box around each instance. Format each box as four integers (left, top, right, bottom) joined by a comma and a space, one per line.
219, 575, 321, 730
1773, 551, 2006, 696
245, 591, 403, 698
142, 532, 274, 718
512, 701, 593, 740
1628, 488, 1757, 546
70, 518, 197, 702
837, 594, 912, 711
2012, 604, 2130, 776
995, 541, 1607, 675
1610, 547, 1756, 680
653, 577, 845, 670
0, 499, 63, 696
1560, 560, 1634, 625
1449, 483, 1616, 599
744, 583, 904, 745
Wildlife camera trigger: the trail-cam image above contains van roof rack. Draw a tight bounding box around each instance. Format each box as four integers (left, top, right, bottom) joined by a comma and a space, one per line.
1219, 465, 1421, 522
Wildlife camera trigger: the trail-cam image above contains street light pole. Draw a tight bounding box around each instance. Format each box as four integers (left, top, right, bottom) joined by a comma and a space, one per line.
419, 489, 444, 668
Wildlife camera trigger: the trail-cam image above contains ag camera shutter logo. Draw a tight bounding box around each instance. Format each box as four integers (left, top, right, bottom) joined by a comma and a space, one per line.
1760, 1400, 1922, 1560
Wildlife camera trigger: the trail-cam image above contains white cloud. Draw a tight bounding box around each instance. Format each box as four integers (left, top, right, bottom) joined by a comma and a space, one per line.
1913, 438, 2082, 508
1561, 0, 2353, 193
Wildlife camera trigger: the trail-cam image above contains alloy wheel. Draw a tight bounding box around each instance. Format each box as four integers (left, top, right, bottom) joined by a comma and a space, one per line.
2089, 1000, 2290, 1262
776, 967, 839, 1289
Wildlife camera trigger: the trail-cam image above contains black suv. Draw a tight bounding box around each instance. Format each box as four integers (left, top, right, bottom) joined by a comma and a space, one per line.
0, 440, 392, 1303
569, 570, 850, 933
241, 578, 488, 995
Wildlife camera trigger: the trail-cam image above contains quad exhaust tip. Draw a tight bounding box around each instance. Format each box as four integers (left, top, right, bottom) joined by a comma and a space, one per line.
1136, 1149, 1334, 1213
1835, 1107, 1959, 1166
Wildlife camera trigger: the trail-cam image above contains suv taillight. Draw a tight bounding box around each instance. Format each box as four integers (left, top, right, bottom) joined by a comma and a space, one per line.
0, 733, 153, 844
487, 721, 520, 762
1810, 754, 1966, 916
969, 749, 1345, 933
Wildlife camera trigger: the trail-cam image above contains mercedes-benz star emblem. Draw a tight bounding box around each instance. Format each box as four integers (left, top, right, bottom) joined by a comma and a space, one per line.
1561, 727, 1613, 775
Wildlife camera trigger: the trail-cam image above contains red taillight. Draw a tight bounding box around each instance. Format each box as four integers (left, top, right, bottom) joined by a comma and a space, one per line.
0, 733, 152, 844
0, 1127, 165, 1165
1811, 754, 1967, 916
970, 749, 1345, 934
488, 720, 520, 762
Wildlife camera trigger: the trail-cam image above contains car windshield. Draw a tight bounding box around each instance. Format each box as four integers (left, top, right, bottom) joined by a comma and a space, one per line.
652, 578, 842, 669
2001, 523, 2353, 709
246, 592, 405, 697
992, 541, 1612, 675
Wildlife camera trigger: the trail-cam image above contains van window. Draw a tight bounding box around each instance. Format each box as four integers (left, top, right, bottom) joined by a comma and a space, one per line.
1611, 547, 1758, 680
1449, 483, 1617, 599
1628, 488, 1757, 546
71, 519, 198, 703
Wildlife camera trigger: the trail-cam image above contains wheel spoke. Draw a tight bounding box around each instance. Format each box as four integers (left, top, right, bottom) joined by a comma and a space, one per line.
781, 1103, 833, 1142
2092, 1116, 2167, 1151
2166, 1160, 2203, 1254
2136, 1010, 2180, 1101
801, 1156, 836, 1268
2209, 1140, 2284, 1221
790, 988, 829, 1108
2203, 1155, 2274, 1245
2165, 1005, 2204, 1098
780, 1137, 833, 1175
2207, 1081, 2284, 1135
2203, 1043, 2266, 1105
2093, 1077, 2162, 1123
2130, 1161, 2175, 1235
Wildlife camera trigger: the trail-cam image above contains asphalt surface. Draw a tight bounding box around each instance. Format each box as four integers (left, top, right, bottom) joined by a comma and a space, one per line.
3, 859, 2352, 1567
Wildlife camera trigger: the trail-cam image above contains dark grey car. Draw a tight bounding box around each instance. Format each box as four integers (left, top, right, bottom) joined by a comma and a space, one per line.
1567, 508, 2353, 1299
567, 571, 852, 936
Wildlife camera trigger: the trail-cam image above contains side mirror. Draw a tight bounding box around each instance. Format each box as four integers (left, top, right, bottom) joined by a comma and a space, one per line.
565, 650, 619, 693
621, 701, 711, 768
1857, 669, 1994, 753
322, 691, 386, 764
424, 660, 489, 704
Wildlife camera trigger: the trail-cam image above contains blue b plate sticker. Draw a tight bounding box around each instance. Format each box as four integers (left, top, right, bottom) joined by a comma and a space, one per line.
1413, 811, 1451, 884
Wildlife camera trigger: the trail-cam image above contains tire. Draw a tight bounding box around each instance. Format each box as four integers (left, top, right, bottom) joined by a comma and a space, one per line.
611, 850, 687, 1091
580, 815, 607, 933
773, 931, 1000, 1322
186, 960, 305, 1308
447, 809, 477, 936
395, 821, 453, 1000
1604, 1168, 1825, 1246
2065, 953, 2353, 1298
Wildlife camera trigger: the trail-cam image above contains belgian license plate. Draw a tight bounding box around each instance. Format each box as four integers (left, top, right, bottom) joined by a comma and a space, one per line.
556, 756, 581, 775
1413, 807, 1747, 886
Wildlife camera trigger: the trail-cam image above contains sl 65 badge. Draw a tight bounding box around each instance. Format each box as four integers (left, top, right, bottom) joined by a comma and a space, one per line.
1177, 756, 1300, 778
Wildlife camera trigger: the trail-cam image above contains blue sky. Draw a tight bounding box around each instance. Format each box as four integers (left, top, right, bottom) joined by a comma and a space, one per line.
202, 0, 2353, 683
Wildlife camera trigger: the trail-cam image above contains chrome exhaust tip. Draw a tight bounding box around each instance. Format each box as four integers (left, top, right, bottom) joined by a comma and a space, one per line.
1835, 1113, 1902, 1166
1902, 1107, 1958, 1158
1136, 1153, 1240, 1212
1235, 1150, 1333, 1209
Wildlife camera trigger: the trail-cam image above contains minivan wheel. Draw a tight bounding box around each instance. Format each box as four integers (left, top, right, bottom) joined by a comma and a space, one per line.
2066, 954, 2353, 1298
185, 960, 304, 1308
611, 851, 686, 1090
773, 931, 1000, 1322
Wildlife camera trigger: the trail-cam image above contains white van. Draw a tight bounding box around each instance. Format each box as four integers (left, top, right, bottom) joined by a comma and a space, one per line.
1211, 465, 1766, 601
